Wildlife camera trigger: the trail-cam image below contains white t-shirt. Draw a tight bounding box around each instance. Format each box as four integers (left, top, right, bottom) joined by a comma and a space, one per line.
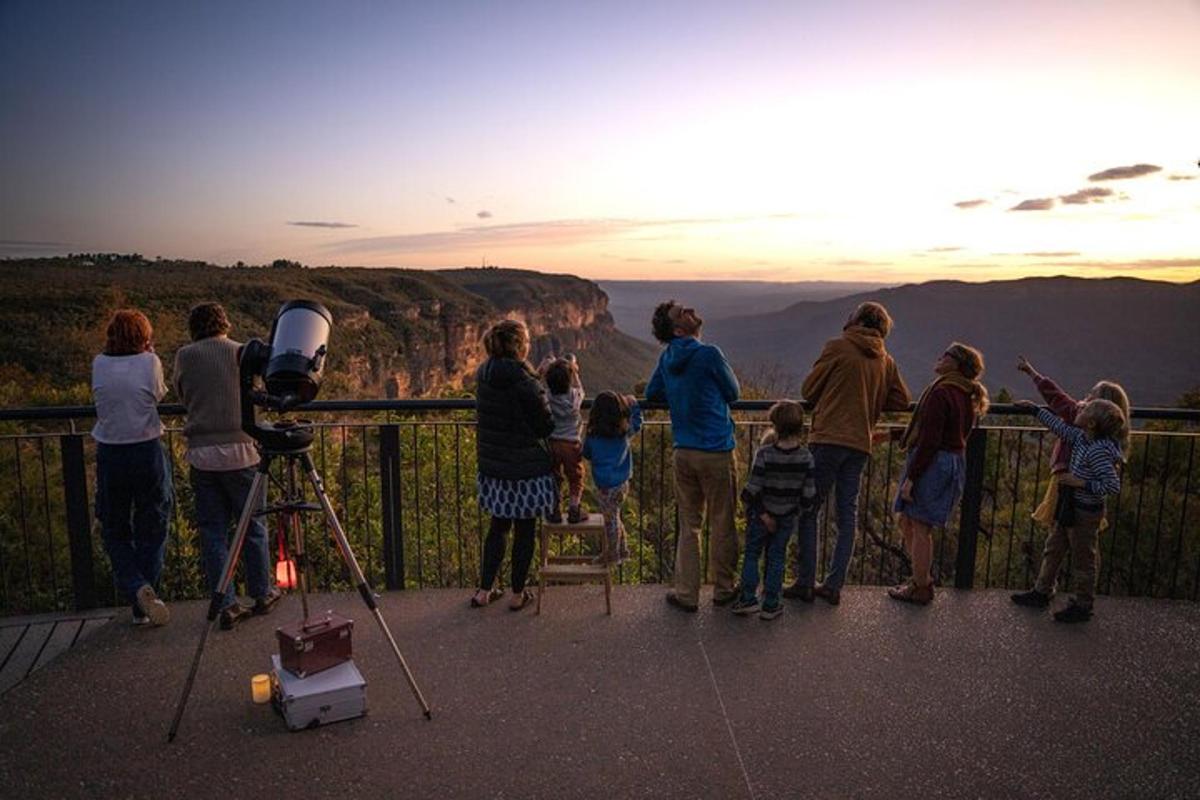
91, 352, 167, 444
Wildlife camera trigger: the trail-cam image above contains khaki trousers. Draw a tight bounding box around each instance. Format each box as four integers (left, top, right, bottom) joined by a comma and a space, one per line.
672, 448, 739, 605
1033, 506, 1103, 607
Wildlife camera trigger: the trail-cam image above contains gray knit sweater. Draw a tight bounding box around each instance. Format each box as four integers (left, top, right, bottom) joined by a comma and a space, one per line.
173, 336, 254, 448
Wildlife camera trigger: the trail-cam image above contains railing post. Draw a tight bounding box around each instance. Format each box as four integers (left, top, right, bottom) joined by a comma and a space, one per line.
379, 425, 406, 590
955, 428, 988, 590
60, 434, 97, 610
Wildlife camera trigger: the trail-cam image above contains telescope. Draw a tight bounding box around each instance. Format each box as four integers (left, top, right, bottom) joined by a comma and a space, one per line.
240, 300, 332, 452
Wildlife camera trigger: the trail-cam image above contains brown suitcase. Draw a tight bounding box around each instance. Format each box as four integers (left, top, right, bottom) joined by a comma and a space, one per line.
276, 611, 353, 678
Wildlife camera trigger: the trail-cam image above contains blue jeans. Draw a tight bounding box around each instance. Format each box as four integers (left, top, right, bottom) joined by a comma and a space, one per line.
95, 440, 173, 606
191, 465, 271, 609
740, 510, 798, 606
795, 444, 869, 591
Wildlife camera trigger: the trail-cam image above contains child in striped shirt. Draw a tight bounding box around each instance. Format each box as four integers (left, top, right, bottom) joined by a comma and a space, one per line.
1013, 397, 1127, 623
732, 401, 817, 620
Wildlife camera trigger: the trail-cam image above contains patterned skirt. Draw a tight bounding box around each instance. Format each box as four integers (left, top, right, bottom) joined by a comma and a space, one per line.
477, 473, 557, 519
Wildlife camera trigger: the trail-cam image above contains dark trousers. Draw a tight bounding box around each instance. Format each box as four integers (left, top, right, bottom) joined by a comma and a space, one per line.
479, 517, 537, 593
795, 443, 869, 590
95, 440, 173, 605
191, 465, 271, 609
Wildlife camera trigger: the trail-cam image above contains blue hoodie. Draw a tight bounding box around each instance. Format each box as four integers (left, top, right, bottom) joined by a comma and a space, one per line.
645, 337, 739, 452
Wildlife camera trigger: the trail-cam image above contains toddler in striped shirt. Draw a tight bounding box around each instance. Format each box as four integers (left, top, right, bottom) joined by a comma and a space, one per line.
732, 401, 817, 620
1013, 397, 1127, 623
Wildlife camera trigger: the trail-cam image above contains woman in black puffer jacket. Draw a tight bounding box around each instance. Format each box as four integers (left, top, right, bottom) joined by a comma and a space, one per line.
471, 319, 555, 610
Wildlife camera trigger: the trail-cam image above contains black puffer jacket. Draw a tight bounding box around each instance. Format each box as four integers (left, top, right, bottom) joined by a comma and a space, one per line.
475, 357, 554, 480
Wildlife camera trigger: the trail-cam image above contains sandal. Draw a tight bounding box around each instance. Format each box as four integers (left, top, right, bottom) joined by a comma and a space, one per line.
887, 581, 934, 606
469, 587, 504, 608
508, 589, 535, 612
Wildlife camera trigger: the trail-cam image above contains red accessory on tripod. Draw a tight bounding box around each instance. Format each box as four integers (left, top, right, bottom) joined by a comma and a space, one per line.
275, 515, 297, 590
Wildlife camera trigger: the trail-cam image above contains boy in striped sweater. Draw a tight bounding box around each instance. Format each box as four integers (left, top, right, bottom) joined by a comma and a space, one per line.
1012, 397, 1127, 623
732, 401, 817, 620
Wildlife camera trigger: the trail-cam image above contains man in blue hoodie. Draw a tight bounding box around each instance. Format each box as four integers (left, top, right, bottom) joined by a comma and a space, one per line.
646, 301, 741, 612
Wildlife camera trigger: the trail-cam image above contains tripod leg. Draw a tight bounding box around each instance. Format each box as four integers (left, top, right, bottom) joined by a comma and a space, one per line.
167, 464, 271, 742
301, 453, 432, 720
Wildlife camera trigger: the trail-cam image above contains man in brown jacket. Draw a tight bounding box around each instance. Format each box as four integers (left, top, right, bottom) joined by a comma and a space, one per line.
783, 301, 910, 605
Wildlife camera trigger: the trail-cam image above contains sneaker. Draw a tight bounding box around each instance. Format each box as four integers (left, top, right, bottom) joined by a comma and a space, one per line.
1053, 602, 1093, 624
759, 602, 784, 621
782, 582, 814, 603
665, 592, 699, 613
1011, 589, 1051, 609
219, 602, 252, 630
730, 597, 760, 615
712, 585, 740, 607
567, 506, 587, 524
135, 584, 170, 626
814, 583, 841, 606
131, 609, 151, 626
253, 586, 284, 616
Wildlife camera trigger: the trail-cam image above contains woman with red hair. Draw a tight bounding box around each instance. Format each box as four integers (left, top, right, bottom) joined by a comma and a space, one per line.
92, 309, 173, 625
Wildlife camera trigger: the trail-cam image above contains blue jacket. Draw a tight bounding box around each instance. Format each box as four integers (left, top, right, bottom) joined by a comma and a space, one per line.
645, 337, 739, 452
582, 403, 643, 489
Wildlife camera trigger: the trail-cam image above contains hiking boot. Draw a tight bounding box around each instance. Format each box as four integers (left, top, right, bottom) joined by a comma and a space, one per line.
1011, 589, 1051, 609
814, 583, 841, 606
887, 581, 934, 606
1053, 602, 1093, 624
730, 597, 760, 615
219, 602, 252, 630
759, 602, 784, 621
253, 586, 284, 616
567, 506, 587, 524
782, 582, 814, 603
665, 592, 699, 613
135, 584, 170, 627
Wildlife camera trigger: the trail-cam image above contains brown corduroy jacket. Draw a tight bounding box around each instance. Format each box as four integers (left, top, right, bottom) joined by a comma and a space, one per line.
801, 325, 911, 454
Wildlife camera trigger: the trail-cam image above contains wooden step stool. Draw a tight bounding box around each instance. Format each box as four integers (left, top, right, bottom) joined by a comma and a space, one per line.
537, 513, 613, 615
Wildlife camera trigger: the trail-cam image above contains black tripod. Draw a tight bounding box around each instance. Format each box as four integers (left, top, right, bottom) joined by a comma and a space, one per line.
168, 439, 431, 742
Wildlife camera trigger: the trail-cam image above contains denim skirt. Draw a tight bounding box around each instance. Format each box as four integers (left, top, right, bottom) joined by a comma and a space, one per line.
893, 450, 966, 527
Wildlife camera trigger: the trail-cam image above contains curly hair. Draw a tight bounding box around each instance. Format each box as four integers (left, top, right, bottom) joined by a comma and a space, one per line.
651, 300, 678, 344
1089, 380, 1131, 453
482, 319, 529, 359
945, 341, 990, 415
104, 309, 153, 356
586, 391, 630, 438
187, 302, 231, 341
845, 301, 893, 338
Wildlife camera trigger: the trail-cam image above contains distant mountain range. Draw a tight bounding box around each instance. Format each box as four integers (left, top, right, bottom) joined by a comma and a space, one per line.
703, 276, 1200, 406
599, 280, 891, 343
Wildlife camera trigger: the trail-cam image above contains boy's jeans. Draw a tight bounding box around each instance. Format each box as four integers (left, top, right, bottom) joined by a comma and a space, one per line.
191, 465, 271, 609
740, 510, 798, 606
95, 440, 173, 605
795, 444, 869, 591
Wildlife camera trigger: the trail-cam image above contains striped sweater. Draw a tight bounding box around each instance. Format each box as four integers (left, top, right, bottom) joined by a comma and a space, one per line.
1035, 408, 1122, 505
740, 440, 817, 516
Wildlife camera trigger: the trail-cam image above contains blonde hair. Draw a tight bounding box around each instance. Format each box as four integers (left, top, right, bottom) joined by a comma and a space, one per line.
1078, 398, 1128, 453
482, 319, 529, 360
1090, 380, 1131, 450
845, 301, 893, 338
767, 400, 806, 440
945, 341, 990, 415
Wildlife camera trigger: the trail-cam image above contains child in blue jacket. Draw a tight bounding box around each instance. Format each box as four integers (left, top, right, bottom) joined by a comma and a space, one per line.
582, 392, 643, 564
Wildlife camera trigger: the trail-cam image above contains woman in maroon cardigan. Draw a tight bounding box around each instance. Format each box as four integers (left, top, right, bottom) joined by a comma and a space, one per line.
889, 342, 989, 605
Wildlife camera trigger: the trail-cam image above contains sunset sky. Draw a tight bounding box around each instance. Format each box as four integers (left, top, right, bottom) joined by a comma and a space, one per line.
1, 0, 1197, 282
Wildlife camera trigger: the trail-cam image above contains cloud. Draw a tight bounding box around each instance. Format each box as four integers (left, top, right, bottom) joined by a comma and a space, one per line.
287, 220, 358, 229
445, 196, 456, 204
324, 215, 790, 256
667, 259, 687, 264
1033, 257, 1200, 272
1168, 174, 1196, 181
1009, 198, 1056, 211
954, 199, 988, 209
476, 210, 493, 219
926, 246, 964, 253
1087, 163, 1161, 181
0, 239, 74, 255
1058, 187, 1115, 205
1024, 251, 1080, 258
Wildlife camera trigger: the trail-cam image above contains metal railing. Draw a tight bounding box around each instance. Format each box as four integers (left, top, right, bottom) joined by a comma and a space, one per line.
1, 401, 1197, 615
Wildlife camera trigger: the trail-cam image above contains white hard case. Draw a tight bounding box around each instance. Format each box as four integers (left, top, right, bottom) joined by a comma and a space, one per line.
270, 653, 367, 731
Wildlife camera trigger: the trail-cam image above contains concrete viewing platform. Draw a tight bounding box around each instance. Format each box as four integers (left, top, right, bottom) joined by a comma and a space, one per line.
1, 586, 1197, 799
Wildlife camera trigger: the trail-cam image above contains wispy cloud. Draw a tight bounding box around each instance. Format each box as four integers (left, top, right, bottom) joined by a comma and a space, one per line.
287, 220, 358, 229
1087, 163, 1161, 181
1168, 174, 1196, 181
325, 215, 795, 255
954, 199, 988, 209
1059, 187, 1115, 205
476, 210, 492, 219
1010, 198, 1056, 211
445, 196, 456, 204
925, 246, 964, 253
0, 239, 74, 255
1033, 257, 1200, 272
1024, 251, 1080, 258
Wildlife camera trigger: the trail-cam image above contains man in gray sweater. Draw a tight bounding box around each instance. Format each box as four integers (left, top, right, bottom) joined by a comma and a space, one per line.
174, 303, 280, 629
